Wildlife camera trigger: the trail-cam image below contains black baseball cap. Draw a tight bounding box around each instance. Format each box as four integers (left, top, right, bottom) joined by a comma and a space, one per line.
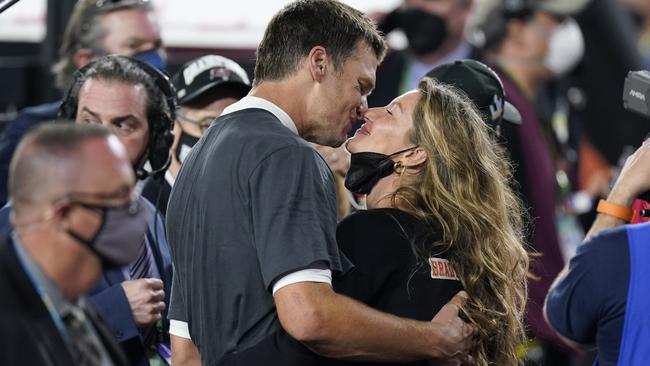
172, 55, 251, 106
425, 59, 522, 131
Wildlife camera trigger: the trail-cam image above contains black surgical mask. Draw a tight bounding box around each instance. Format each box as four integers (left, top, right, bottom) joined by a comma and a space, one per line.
345, 147, 417, 195
175, 131, 200, 164
398, 8, 448, 56
67, 196, 151, 269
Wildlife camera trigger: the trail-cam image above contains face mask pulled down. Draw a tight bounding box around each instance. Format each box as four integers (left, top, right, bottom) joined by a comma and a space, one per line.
175, 131, 200, 164
345, 147, 416, 195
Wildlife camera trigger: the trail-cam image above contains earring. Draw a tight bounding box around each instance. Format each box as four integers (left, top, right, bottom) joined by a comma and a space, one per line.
394, 161, 406, 176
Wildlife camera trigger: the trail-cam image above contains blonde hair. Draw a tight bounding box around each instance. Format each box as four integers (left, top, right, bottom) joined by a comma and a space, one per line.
392, 78, 529, 365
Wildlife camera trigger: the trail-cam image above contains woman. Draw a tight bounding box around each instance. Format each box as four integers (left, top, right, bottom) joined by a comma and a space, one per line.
336, 77, 529, 365
219, 77, 529, 366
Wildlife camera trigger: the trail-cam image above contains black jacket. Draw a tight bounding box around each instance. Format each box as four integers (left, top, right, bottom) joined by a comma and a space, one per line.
0, 236, 130, 366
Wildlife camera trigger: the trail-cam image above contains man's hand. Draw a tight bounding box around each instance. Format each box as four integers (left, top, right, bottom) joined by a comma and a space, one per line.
314, 143, 351, 177
609, 138, 650, 206
121, 278, 166, 327
586, 138, 650, 240
427, 291, 476, 365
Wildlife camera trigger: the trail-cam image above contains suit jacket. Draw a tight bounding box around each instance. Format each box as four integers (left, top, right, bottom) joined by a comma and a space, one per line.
0, 236, 129, 366
0, 198, 173, 366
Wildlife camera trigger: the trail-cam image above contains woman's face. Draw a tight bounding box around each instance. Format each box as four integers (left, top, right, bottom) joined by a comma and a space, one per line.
346, 90, 421, 155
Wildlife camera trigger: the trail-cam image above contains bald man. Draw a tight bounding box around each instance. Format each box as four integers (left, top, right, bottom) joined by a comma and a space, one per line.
0, 123, 150, 365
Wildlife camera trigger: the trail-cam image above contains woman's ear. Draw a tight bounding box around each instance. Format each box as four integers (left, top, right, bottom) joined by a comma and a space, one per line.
402, 146, 428, 167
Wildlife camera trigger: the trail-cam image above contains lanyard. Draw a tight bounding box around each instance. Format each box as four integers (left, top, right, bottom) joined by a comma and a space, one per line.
11, 235, 76, 356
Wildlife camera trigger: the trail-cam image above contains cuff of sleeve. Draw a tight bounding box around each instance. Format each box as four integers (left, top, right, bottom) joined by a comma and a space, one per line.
272, 268, 332, 295
169, 320, 191, 340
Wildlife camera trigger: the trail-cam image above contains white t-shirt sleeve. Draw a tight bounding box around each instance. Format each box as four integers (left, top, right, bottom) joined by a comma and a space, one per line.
169, 319, 192, 340
272, 268, 332, 295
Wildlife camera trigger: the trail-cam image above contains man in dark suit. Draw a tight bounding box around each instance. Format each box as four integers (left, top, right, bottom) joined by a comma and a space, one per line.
0, 123, 149, 365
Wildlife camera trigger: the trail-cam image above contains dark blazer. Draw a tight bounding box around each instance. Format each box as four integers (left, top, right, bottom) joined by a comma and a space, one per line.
0, 236, 129, 366
0, 198, 173, 366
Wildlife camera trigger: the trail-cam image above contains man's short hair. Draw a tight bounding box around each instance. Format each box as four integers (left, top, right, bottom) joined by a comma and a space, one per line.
254, 0, 387, 84
9, 123, 113, 214
52, 0, 153, 90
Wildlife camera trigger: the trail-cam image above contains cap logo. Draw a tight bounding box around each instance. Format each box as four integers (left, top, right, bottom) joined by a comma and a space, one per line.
489, 94, 504, 121
182, 55, 250, 86
210, 68, 232, 81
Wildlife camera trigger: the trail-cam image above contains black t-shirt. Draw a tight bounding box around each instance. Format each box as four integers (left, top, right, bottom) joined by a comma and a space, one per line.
219, 208, 463, 366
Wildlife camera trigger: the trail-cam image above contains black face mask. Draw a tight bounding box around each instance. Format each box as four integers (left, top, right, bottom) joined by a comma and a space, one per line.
345, 147, 417, 195
398, 8, 448, 56
174, 131, 200, 164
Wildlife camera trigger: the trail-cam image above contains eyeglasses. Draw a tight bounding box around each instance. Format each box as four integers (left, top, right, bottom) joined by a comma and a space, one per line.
177, 113, 215, 133
93, 0, 150, 11
54, 186, 138, 213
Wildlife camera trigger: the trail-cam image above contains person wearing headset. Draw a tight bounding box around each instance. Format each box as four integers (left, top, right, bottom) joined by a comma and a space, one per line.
141, 54, 251, 218
0, 0, 166, 208
0, 55, 175, 366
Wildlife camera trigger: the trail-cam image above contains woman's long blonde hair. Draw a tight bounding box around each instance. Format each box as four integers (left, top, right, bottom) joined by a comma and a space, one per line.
392, 78, 529, 366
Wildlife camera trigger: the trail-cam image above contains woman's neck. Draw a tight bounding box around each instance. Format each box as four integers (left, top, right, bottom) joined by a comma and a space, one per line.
366, 174, 401, 209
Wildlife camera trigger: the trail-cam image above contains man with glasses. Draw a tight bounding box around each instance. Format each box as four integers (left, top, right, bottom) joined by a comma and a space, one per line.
0, 0, 165, 206
0, 123, 145, 366
142, 55, 251, 217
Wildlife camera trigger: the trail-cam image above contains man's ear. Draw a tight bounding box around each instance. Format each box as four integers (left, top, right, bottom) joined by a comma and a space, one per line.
402, 146, 428, 167
73, 48, 96, 69
307, 46, 328, 82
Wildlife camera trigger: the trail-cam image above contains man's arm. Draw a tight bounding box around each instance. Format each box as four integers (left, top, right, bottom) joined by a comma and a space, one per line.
275, 282, 474, 363
171, 334, 201, 366
585, 139, 650, 240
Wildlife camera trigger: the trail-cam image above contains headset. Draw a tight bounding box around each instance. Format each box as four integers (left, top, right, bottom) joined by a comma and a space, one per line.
58, 55, 176, 180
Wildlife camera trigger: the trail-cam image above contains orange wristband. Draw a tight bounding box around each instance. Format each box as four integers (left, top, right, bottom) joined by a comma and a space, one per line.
596, 199, 633, 222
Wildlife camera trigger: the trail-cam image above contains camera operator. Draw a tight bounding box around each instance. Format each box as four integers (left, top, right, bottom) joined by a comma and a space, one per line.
545, 138, 650, 366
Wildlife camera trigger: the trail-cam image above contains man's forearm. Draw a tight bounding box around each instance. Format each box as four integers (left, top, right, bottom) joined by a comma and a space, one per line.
275, 283, 469, 362
585, 187, 633, 241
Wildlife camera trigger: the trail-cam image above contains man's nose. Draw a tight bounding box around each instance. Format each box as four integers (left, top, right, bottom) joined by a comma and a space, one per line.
357, 96, 369, 118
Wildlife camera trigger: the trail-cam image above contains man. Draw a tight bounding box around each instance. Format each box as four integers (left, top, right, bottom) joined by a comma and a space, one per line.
0, 123, 146, 365
545, 139, 650, 366
369, 0, 477, 107
167, 1, 474, 366
468, 0, 590, 363
0, 0, 164, 206
142, 54, 251, 217
0, 55, 175, 366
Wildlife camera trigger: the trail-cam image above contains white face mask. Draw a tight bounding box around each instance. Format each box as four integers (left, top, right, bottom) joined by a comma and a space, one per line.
544, 18, 585, 77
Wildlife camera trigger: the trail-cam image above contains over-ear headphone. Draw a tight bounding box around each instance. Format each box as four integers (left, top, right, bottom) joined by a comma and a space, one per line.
58, 55, 176, 180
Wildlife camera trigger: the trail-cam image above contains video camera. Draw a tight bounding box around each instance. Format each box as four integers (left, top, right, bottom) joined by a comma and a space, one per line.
622, 71, 650, 221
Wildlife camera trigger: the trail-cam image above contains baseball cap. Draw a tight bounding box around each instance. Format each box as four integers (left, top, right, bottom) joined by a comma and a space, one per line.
425, 59, 522, 131
172, 55, 251, 106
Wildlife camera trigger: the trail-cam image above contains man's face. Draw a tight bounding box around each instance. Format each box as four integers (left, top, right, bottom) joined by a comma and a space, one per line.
403, 0, 471, 42
75, 78, 149, 165
516, 11, 560, 78
307, 42, 379, 147
99, 8, 163, 57
53, 135, 135, 294
172, 96, 239, 164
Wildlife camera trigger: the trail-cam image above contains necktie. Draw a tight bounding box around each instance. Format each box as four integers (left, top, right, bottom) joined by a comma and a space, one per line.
62, 306, 112, 366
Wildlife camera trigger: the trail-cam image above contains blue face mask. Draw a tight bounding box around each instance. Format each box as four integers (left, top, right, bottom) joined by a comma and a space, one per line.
132, 48, 166, 71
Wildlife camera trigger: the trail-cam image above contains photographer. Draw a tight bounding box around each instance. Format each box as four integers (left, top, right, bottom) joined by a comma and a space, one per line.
544, 138, 650, 366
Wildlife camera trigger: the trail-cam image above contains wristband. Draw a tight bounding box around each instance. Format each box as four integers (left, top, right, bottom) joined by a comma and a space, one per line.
596, 199, 633, 222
